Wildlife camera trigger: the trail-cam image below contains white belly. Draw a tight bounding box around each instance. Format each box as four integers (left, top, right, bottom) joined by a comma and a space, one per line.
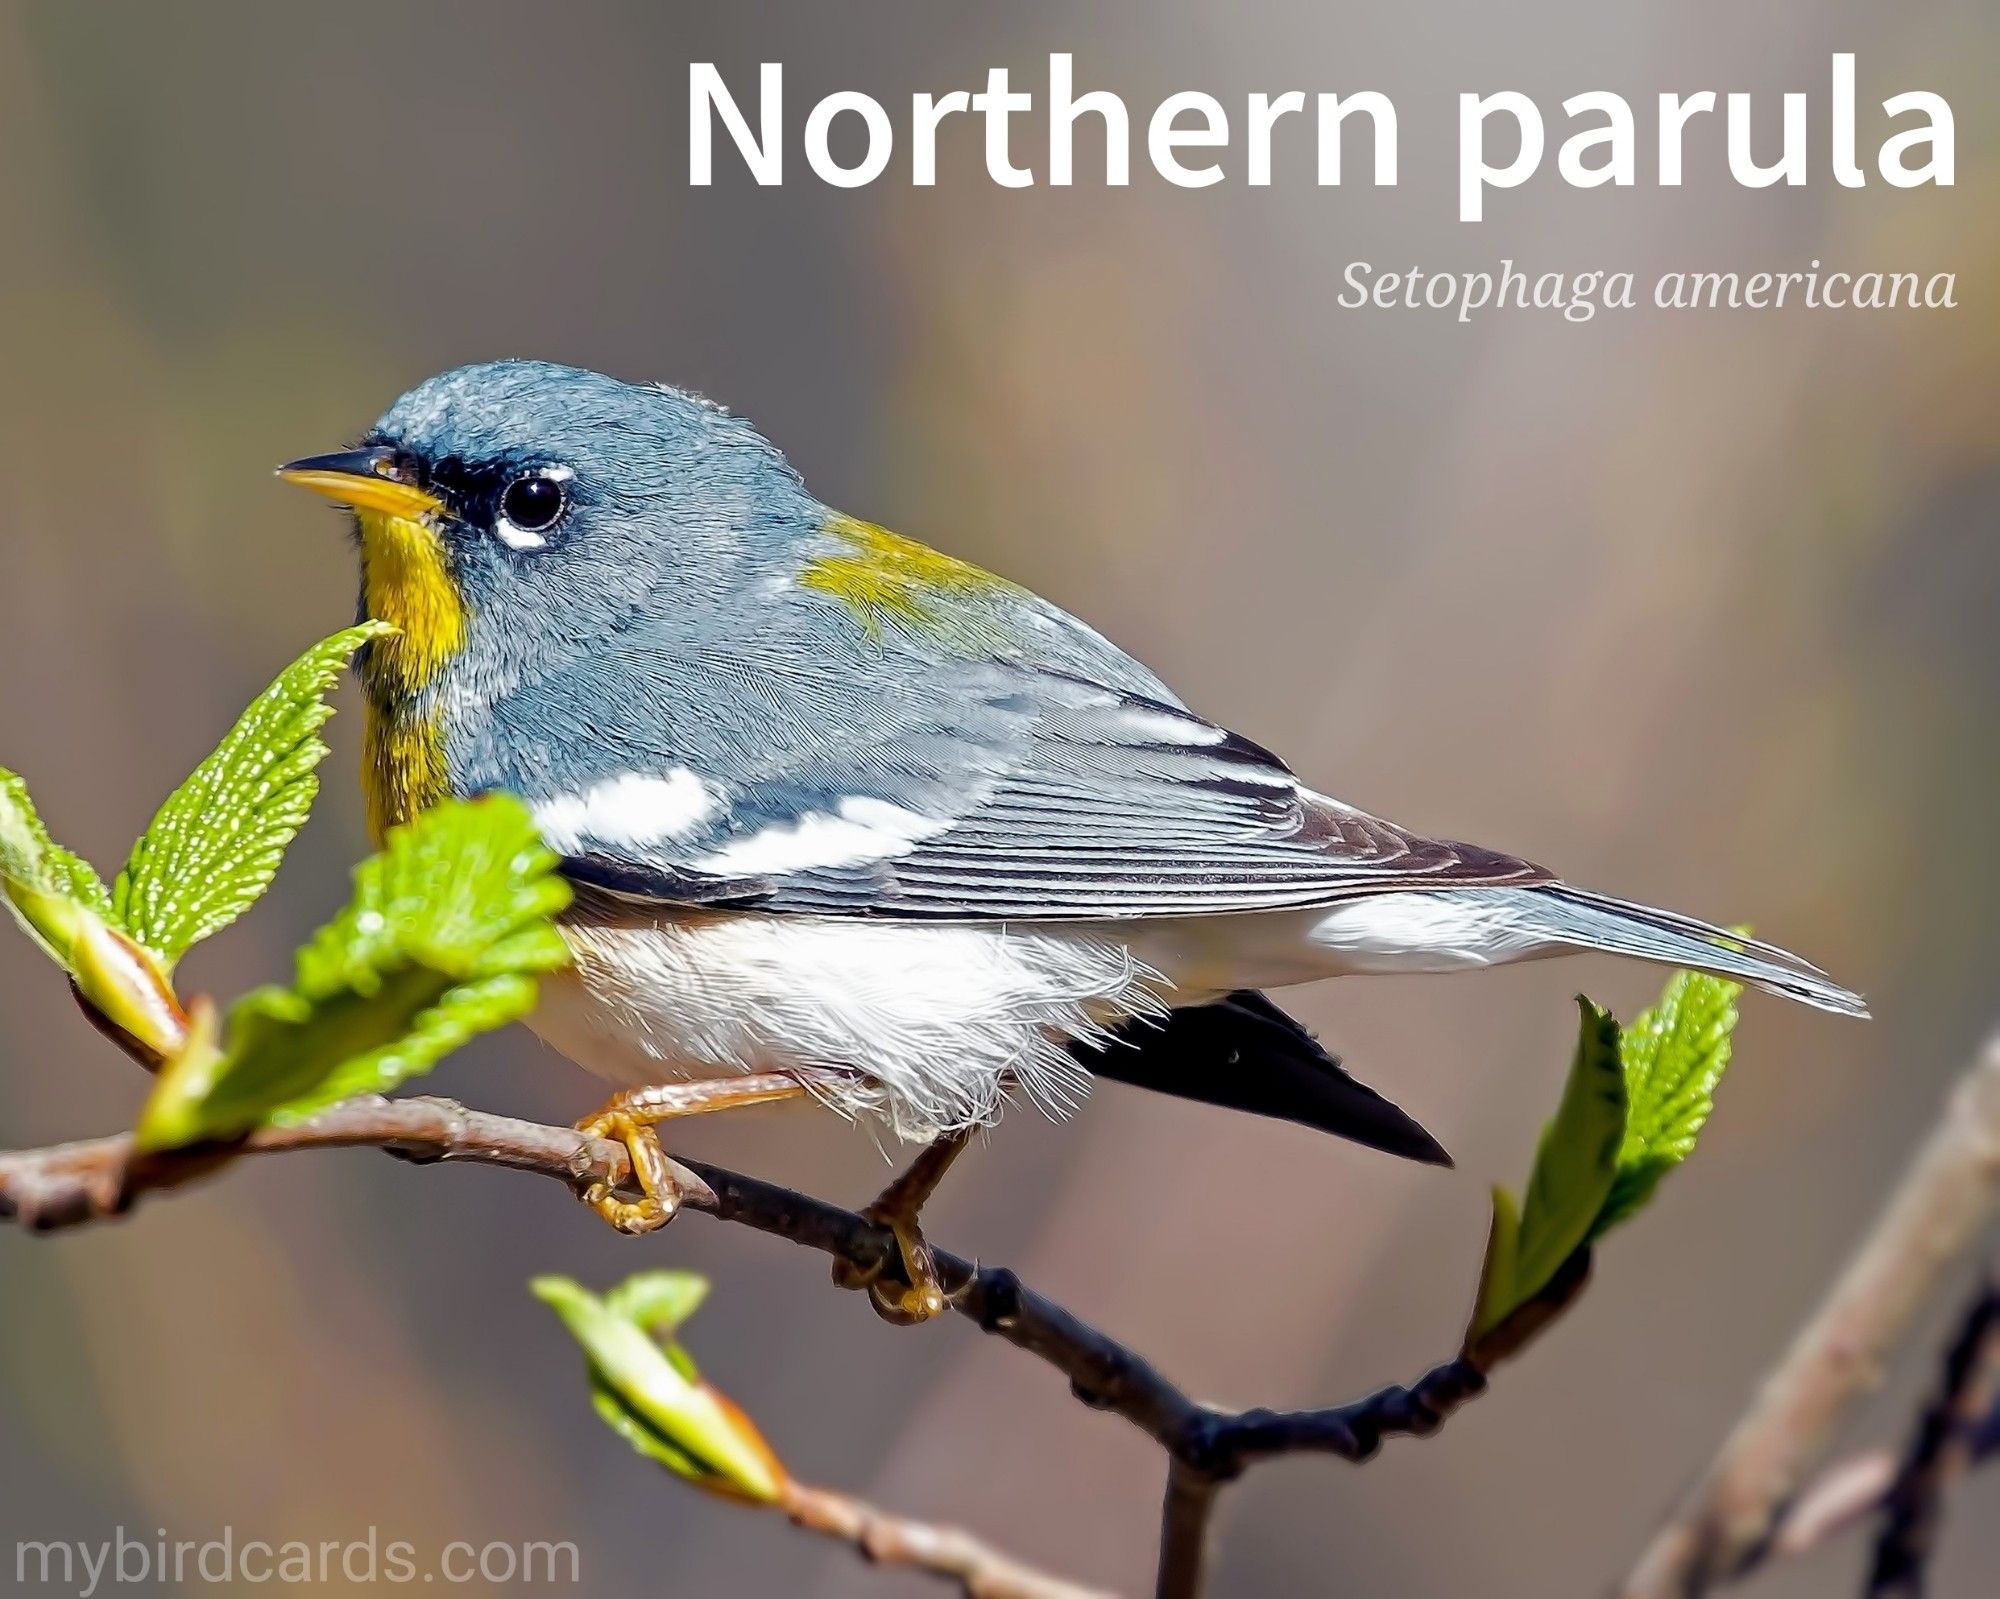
529, 892, 1556, 1144
530, 907, 1176, 1142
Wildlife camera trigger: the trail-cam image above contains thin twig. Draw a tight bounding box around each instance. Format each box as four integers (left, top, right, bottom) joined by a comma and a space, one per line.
1864, 1266, 2000, 1598
1767, 1451, 1902, 1561
0, 1096, 1593, 1597
1759, 1379, 2000, 1568
1155, 1462, 1220, 1599
20, 975, 2000, 1596
780, 1480, 1113, 1599
13, 1067, 1994, 1595
0, 1097, 1539, 1473
1622, 1033, 2000, 1599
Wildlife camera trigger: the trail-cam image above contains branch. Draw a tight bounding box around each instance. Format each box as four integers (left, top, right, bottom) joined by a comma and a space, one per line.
0, 1097, 675, 1231
781, 1479, 1112, 1599
1753, 1377, 2000, 1570
1865, 1265, 2000, 1597
0, 1091, 1581, 1597
1622, 1033, 2000, 1599
1638, 1301, 2000, 1591
1155, 1462, 1220, 1599
0, 1095, 1547, 1472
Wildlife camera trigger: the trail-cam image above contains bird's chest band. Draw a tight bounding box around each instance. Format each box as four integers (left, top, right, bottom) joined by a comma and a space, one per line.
356, 509, 468, 693
354, 508, 466, 840
362, 705, 451, 843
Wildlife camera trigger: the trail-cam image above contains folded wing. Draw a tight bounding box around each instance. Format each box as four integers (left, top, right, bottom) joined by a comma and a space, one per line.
545, 659, 1550, 920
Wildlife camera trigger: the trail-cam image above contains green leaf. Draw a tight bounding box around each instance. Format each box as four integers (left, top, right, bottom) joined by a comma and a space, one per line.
134, 795, 569, 1150
0, 768, 115, 964
532, 1275, 787, 1503
590, 1376, 713, 1482
113, 623, 392, 968
67, 915, 190, 1062
1468, 1184, 1523, 1344
604, 1270, 712, 1339
1511, 997, 1626, 1306
1595, 966, 1743, 1236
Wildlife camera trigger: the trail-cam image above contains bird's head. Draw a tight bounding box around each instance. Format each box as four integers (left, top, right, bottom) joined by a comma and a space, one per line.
279, 359, 817, 709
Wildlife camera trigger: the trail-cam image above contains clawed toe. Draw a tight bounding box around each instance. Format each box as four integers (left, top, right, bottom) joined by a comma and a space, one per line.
577, 1109, 683, 1235
834, 1207, 951, 1326
570, 1073, 816, 1236
830, 1128, 973, 1326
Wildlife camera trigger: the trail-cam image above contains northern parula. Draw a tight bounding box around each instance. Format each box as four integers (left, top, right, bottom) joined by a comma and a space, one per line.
280, 360, 1863, 1321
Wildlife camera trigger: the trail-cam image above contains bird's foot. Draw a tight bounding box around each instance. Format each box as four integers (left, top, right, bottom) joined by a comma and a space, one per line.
573, 1072, 814, 1236
576, 1106, 684, 1235
833, 1205, 955, 1325
831, 1128, 972, 1326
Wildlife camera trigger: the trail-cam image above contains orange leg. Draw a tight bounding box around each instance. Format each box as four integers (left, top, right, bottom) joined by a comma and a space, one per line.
577, 1073, 814, 1235
832, 1129, 973, 1325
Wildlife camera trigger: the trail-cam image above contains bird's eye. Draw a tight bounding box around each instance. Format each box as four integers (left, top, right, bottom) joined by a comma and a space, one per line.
501, 473, 565, 532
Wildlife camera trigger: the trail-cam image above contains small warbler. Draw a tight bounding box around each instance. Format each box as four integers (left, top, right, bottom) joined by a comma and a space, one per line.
280, 361, 1863, 1321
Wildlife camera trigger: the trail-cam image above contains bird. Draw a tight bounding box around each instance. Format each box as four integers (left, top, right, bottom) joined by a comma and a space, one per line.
279, 359, 1865, 1321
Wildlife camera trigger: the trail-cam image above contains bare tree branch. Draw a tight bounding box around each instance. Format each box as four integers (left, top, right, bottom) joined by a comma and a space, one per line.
0, 1095, 1552, 1472
1766, 1451, 1903, 1562
1622, 1033, 2000, 1599
1155, 1462, 1221, 1599
15, 1031, 2000, 1594
0, 1091, 1585, 1598
24, 994, 2000, 1597
1755, 1379, 2000, 1571
779, 1479, 1114, 1599
1864, 1266, 2000, 1598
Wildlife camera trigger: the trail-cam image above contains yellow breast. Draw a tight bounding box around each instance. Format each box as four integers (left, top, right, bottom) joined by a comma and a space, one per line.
354, 508, 466, 840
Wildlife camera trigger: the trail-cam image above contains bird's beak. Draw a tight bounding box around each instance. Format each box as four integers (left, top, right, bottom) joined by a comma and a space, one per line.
276, 447, 445, 520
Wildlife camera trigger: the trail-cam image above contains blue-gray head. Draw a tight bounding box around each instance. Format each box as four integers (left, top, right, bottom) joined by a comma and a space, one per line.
280, 360, 820, 679
278, 359, 1056, 838
276, 361, 838, 835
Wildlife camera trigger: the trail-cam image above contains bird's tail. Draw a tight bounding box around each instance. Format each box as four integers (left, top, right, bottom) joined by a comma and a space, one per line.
1520, 884, 1868, 1017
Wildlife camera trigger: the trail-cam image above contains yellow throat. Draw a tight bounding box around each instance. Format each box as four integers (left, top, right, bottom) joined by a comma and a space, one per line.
355, 508, 465, 841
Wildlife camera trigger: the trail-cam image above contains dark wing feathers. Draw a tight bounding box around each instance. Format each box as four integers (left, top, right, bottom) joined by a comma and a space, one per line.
1079, 990, 1451, 1165
561, 853, 769, 908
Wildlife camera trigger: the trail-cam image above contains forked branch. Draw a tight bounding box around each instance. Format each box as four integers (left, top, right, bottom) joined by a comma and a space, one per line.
1623, 1033, 2000, 1598
0, 1090, 1583, 1598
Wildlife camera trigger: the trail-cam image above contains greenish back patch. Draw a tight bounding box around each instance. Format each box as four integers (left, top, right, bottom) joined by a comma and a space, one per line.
799, 515, 1022, 651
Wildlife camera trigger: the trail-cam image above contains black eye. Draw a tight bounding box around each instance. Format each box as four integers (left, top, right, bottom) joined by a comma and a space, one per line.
499, 472, 566, 534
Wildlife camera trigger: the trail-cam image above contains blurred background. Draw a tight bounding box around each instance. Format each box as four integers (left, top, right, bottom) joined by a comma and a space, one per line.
0, 2, 1993, 1593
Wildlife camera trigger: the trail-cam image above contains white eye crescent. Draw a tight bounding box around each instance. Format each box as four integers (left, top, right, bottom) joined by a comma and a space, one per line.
496, 465, 572, 551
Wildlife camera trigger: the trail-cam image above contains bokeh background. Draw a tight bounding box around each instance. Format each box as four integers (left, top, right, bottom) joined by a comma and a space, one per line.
0, 2, 1994, 1594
